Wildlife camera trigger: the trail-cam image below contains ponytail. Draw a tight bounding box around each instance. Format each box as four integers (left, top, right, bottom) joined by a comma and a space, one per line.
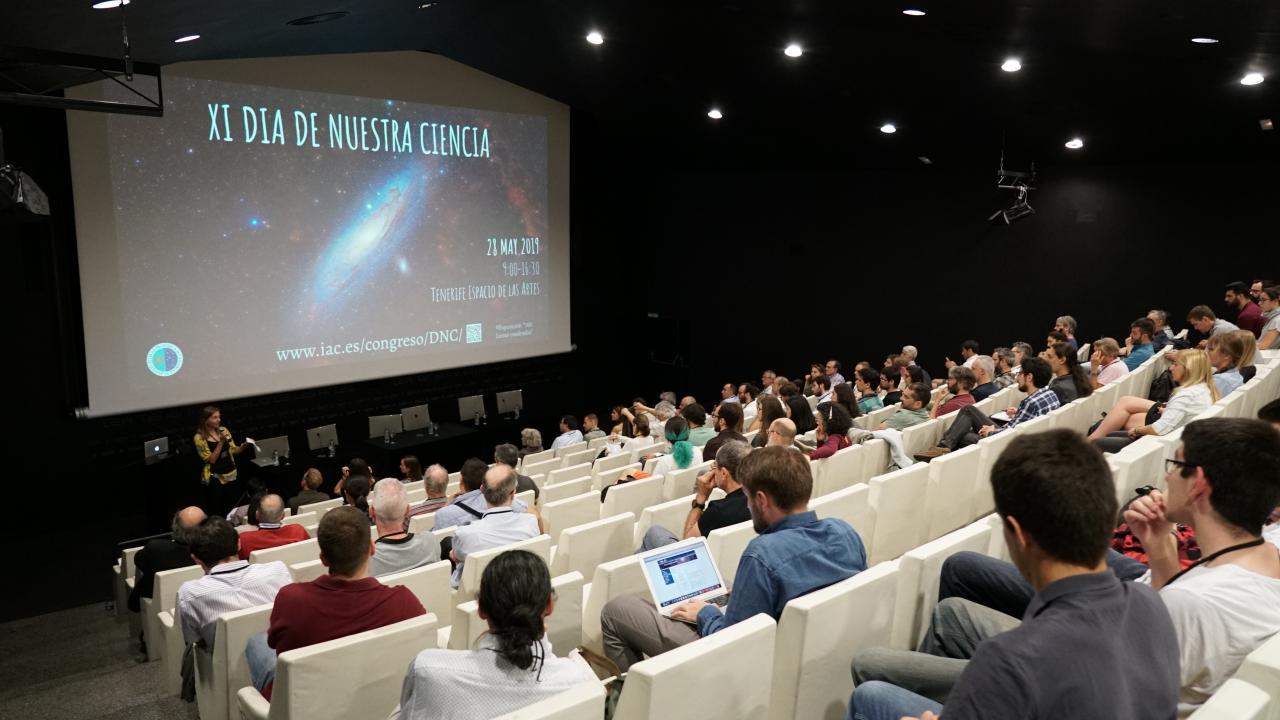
477, 550, 552, 675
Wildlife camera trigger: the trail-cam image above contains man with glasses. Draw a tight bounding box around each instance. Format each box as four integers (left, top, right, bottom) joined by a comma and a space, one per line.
760, 369, 777, 395
913, 357, 1058, 458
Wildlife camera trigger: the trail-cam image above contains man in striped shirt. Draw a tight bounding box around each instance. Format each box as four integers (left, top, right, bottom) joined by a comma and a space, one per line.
177, 517, 292, 647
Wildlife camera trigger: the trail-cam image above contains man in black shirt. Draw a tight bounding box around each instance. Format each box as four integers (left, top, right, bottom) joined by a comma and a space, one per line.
127, 506, 205, 653
637, 440, 752, 551
701, 401, 747, 464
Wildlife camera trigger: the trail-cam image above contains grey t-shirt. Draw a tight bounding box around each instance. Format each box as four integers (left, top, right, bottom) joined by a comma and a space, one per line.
368, 532, 442, 578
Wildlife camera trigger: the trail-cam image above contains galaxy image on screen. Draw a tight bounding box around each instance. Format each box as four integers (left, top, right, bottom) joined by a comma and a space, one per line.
102, 76, 549, 390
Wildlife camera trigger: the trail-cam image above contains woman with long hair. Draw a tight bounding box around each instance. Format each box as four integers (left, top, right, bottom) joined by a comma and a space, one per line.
400, 455, 424, 484
1230, 329, 1259, 382
810, 402, 854, 460
832, 382, 863, 419
398, 550, 596, 719
342, 475, 373, 524
785, 395, 817, 435
610, 406, 635, 438
1088, 349, 1218, 453
1043, 342, 1092, 404
651, 415, 695, 477
750, 396, 787, 446
194, 405, 250, 515
1206, 332, 1246, 395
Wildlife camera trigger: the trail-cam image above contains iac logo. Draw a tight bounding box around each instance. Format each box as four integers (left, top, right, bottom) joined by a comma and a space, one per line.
146, 342, 184, 377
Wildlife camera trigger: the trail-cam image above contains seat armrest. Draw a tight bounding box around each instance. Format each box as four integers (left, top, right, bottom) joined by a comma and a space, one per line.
237, 686, 271, 720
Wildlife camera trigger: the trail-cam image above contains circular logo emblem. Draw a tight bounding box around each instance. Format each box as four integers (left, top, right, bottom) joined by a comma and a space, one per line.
146, 342, 184, 377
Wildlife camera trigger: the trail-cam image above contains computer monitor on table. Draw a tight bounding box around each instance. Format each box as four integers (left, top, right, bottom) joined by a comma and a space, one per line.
306, 424, 339, 452
496, 389, 524, 419
143, 437, 169, 462
368, 414, 404, 439
402, 404, 432, 432
457, 394, 486, 423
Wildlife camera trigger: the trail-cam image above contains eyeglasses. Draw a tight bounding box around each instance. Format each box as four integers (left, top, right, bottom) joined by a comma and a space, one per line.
1164, 458, 1197, 474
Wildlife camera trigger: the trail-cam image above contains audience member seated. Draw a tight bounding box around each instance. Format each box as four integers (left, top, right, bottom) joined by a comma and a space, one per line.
1044, 330, 1069, 352
1054, 315, 1080, 350
968, 356, 999, 402
1042, 341, 1092, 404
1087, 349, 1217, 453
826, 358, 847, 386
246, 506, 425, 698
1088, 337, 1130, 389
333, 456, 371, 498
1008, 341, 1034, 375
915, 357, 1059, 459
880, 367, 904, 406
129, 506, 206, 622
399, 550, 597, 719
342, 475, 374, 526
701, 401, 747, 464
751, 397, 787, 445
367, 478, 442, 577
1225, 281, 1263, 336
627, 417, 656, 451
760, 369, 777, 395
832, 382, 863, 419
930, 367, 977, 418
878, 382, 931, 431
407, 464, 451, 518
550, 415, 584, 450
1147, 308, 1178, 351
518, 428, 544, 459
739, 382, 761, 426
638, 440, 753, 551
898, 345, 932, 385
581, 413, 606, 441
767, 418, 799, 449
287, 468, 330, 516
848, 430, 1180, 720
236, 495, 309, 560
178, 516, 291, 648
450, 466, 542, 588
895, 417, 1280, 717
719, 382, 740, 405
227, 478, 268, 527
811, 374, 833, 403
810, 402, 854, 459
494, 443, 539, 501
1186, 304, 1239, 348
683, 403, 716, 446
1231, 329, 1258, 382
609, 405, 636, 437
1205, 332, 1245, 396
600, 446, 867, 672
785, 394, 817, 435
651, 415, 698, 477
942, 339, 981, 373
434, 458, 529, 531
1123, 317, 1157, 370
991, 347, 1018, 388
855, 367, 885, 414
1256, 285, 1279, 350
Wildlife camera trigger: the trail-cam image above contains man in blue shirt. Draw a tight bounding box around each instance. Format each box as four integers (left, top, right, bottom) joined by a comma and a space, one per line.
1122, 317, 1156, 371
599, 446, 866, 671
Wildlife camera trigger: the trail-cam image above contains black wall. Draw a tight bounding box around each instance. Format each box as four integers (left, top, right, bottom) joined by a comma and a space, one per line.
1, 100, 1276, 621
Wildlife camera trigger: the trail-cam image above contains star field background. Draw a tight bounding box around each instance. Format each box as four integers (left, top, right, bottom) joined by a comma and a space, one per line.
103, 76, 549, 390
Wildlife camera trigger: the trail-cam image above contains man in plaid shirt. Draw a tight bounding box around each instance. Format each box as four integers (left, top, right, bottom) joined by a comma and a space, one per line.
914, 357, 1060, 459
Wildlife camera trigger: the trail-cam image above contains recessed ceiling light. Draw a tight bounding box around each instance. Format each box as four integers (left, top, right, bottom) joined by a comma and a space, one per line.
1190, 37, 1219, 44
707, 108, 723, 120
1065, 137, 1084, 149
880, 123, 897, 134
1001, 58, 1022, 72
902, 9, 926, 16
586, 30, 604, 45
91, 0, 129, 8
174, 34, 200, 43
784, 43, 803, 58
1241, 72, 1265, 86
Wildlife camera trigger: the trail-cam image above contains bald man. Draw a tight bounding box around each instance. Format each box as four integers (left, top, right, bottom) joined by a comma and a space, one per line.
237, 494, 311, 560
129, 506, 206, 613
767, 418, 798, 448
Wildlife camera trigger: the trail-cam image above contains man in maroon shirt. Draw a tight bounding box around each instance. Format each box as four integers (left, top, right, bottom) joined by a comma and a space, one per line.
931, 366, 977, 418
237, 494, 310, 560
245, 506, 425, 697
1226, 281, 1264, 336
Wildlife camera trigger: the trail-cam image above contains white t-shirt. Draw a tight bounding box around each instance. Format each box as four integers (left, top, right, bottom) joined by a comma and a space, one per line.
1159, 559, 1280, 717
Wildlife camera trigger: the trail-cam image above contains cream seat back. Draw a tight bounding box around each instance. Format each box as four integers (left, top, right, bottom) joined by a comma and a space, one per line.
492, 680, 606, 720
867, 463, 931, 564
593, 463, 641, 492
520, 448, 556, 470
860, 438, 891, 479
541, 492, 602, 542
900, 419, 943, 457
548, 462, 594, 486
288, 559, 325, 583
581, 556, 647, 654
895, 522, 993, 650
450, 571, 585, 655
194, 601, 272, 720
809, 483, 875, 557
1108, 436, 1163, 505
614, 614, 777, 720
554, 441, 589, 459
404, 487, 426, 504
1186, 678, 1271, 720
593, 452, 638, 483
141, 564, 203, 662
524, 457, 563, 480
551, 513, 636, 579
661, 461, 713, 500
381, 560, 453, 624
770, 562, 903, 720
813, 444, 864, 498
562, 448, 599, 469
707, 520, 757, 585
113, 545, 143, 620
1232, 632, 1280, 720
235, 614, 438, 720
296, 498, 341, 520
458, 534, 553, 603
540, 477, 593, 506
281, 511, 315, 528
601, 476, 665, 520
408, 511, 436, 535
922, 445, 983, 540
153, 565, 206, 690
248, 538, 319, 568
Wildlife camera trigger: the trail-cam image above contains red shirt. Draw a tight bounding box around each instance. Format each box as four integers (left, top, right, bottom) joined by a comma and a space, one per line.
1237, 301, 1264, 337
237, 524, 311, 560
936, 393, 976, 417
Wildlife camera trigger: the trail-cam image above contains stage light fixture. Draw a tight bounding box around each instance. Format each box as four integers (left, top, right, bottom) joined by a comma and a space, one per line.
784, 43, 803, 58
1001, 58, 1021, 72
903, 9, 926, 16
1065, 137, 1084, 149
1241, 72, 1265, 86
1190, 37, 1219, 44
91, 0, 129, 8
880, 123, 897, 134
708, 108, 723, 120
586, 30, 604, 45
174, 35, 200, 43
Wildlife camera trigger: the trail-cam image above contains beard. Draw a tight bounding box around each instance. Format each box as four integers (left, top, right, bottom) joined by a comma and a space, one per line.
1017, 380, 1029, 393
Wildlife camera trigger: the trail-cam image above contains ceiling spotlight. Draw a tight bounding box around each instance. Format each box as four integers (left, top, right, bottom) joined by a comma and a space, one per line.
1241, 72, 1265, 86
784, 43, 803, 58
902, 9, 926, 16
417, 2, 435, 8
1190, 37, 1219, 44
708, 108, 723, 120
880, 123, 897, 134
586, 30, 604, 45
91, 0, 129, 8
1001, 58, 1022, 72
1065, 137, 1084, 149
1261, 119, 1275, 131
174, 34, 200, 43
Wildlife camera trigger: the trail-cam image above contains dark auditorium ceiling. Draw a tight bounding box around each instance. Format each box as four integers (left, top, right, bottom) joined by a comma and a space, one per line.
1, 0, 1278, 168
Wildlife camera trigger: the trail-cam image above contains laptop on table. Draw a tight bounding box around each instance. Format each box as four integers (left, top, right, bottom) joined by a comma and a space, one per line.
638, 537, 731, 620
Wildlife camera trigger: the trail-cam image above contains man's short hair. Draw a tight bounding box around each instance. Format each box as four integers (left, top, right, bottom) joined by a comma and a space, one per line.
190, 516, 239, 566
257, 494, 285, 524
653, 401, 676, 420
318, 507, 371, 576
1187, 305, 1216, 322
948, 365, 976, 391
1225, 281, 1250, 295
856, 366, 881, 387
493, 443, 520, 468
717, 401, 743, 431
971, 355, 995, 380
425, 464, 449, 495
1095, 337, 1121, 358
813, 374, 831, 391
481, 465, 519, 506
741, 383, 761, 399
900, 345, 918, 360
1181, 418, 1280, 534
560, 415, 579, 431
1147, 309, 1168, 325
1130, 317, 1155, 338
1020, 356, 1052, 388
904, 382, 931, 406
302, 468, 324, 490
172, 508, 204, 545
460, 457, 489, 492
370, 478, 408, 524
778, 382, 800, 399
827, 359, 841, 371
1012, 341, 1034, 357
659, 391, 679, 406
715, 440, 751, 477
1055, 315, 1078, 333
993, 347, 1015, 368
348, 458, 370, 479
1046, 330, 1069, 345
769, 418, 797, 443
960, 339, 980, 354
991, 429, 1116, 567
1259, 398, 1280, 425
584, 413, 598, 423
736, 445, 811, 511
681, 403, 707, 427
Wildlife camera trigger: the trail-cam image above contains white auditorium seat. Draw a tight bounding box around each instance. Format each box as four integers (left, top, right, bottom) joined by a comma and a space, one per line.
707, 520, 756, 585
1107, 436, 1164, 506
449, 571, 585, 656
515, 489, 535, 509
981, 513, 1011, 561
1187, 678, 1271, 720
288, 559, 325, 583
601, 476, 665, 520
593, 451, 636, 480
859, 438, 891, 479
548, 462, 594, 486
866, 463, 930, 564
404, 487, 426, 504
541, 492, 602, 543
593, 463, 641, 492
401, 479, 425, 493
539, 477, 593, 506
809, 483, 875, 557
633, 490, 724, 547
1232, 632, 1280, 720
457, 534, 552, 603
194, 601, 272, 720
661, 461, 713, 500
112, 545, 142, 620
380, 559, 453, 623
921, 445, 982, 540
295, 497, 341, 520
236, 614, 438, 720
491, 680, 606, 720
524, 457, 563, 480
588, 435, 610, 450
811, 444, 864, 498
900, 419, 943, 458
280, 511, 314, 528
407, 511, 436, 534
519, 448, 556, 471
770, 561, 904, 720
1215, 387, 1250, 418
248, 538, 319, 569
581, 555, 647, 654
562, 447, 599, 469
895, 522, 993, 650
613, 614, 777, 720
550, 513, 636, 579
554, 441, 589, 458
141, 564, 203, 663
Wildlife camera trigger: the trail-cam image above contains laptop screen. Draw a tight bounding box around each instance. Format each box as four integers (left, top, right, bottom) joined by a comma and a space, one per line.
642, 540, 725, 609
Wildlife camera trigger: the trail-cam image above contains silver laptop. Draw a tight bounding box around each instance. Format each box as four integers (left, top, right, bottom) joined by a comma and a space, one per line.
402, 403, 432, 432
639, 537, 730, 618
368, 413, 404, 439
251, 435, 291, 466
143, 437, 168, 460
306, 424, 339, 452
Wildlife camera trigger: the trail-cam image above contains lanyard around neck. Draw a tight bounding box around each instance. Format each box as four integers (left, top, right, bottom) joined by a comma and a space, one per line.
1165, 537, 1266, 586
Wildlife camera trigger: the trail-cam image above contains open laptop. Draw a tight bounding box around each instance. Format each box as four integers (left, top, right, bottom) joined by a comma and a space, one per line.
638, 537, 730, 619
143, 437, 169, 461
251, 435, 291, 466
